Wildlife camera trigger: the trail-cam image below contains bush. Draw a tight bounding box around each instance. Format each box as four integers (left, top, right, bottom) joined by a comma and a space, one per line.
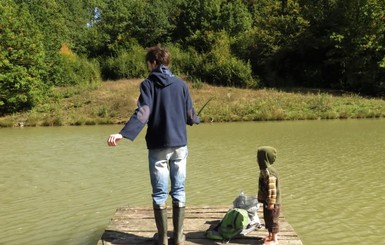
0, 1, 48, 115
165, 44, 204, 78
52, 52, 101, 89
100, 44, 147, 80
0, 66, 46, 115
202, 55, 257, 88
192, 32, 258, 88
165, 44, 190, 76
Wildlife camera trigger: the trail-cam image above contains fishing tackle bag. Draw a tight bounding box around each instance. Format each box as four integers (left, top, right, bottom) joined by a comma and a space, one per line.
206, 208, 249, 241
206, 193, 262, 242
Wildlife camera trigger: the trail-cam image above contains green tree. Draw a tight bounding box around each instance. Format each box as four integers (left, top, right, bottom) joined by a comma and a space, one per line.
175, 0, 254, 53
0, 0, 47, 115
21, 0, 101, 87
175, 0, 223, 51
20, 0, 70, 64
219, 0, 253, 36
20, 0, 96, 55
129, 0, 175, 46
293, 0, 385, 95
327, 0, 385, 94
234, 0, 309, 87
87, 0, 178, 79
89, 0, 175, 56
59, 0, 98, 55
186, 31, 257, 88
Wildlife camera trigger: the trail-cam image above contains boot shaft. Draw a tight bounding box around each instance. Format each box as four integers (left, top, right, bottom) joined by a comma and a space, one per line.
172, 201, 185, 245
153, 205, 168, 245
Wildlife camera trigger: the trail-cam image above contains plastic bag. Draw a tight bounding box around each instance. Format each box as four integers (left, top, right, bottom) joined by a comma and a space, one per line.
233, 192, 259, 210
233, 192, 261, 226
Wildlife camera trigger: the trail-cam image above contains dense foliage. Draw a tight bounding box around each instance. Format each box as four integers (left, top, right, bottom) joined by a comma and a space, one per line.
1, 0, 385, 115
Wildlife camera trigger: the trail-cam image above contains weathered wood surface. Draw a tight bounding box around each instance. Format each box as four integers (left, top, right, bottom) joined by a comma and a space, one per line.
97, 206, 303, 245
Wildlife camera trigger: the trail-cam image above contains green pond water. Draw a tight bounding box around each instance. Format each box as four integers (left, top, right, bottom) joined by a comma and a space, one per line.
1, 119, 385, 245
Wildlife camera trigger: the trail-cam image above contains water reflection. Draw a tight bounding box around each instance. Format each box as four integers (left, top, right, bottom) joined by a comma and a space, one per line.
1, 119, 385, 244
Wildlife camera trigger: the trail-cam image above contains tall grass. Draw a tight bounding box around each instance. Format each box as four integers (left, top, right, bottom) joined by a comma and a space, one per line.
1, 79, 385, 127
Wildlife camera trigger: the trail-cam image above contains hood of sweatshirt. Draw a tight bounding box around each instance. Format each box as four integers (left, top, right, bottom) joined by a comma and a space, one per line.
148, 64, 175, 88
257, 146, 277, 170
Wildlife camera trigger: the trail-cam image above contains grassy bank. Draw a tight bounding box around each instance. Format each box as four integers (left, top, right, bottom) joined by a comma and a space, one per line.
1, 79, 385, 127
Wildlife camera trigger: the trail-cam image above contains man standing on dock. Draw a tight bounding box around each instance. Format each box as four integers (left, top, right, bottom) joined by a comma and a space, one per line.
107, 45, 200, 245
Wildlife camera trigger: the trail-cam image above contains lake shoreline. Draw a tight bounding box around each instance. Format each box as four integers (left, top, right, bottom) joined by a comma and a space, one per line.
1, 79, 385, 127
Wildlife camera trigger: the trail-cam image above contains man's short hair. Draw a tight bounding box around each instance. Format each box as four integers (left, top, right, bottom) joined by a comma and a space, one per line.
145, 45, 171, 66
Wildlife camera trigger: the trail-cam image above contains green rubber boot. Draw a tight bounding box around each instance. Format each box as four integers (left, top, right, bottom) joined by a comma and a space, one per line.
153, 204, 168, 245
172, 201, 185, 245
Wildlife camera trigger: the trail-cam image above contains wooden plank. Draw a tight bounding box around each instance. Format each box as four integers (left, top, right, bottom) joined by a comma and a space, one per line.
97, 206, 303, 245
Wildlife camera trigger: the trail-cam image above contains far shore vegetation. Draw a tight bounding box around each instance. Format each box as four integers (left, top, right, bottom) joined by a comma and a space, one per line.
1, 79, 385, 128
3, 1, 385, 121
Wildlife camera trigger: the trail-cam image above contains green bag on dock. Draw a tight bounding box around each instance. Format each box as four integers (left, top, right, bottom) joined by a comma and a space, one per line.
206, 208, 249, 241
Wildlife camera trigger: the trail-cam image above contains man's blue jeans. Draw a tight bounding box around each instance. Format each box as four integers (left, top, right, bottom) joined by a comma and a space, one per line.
148, 146, 188, 206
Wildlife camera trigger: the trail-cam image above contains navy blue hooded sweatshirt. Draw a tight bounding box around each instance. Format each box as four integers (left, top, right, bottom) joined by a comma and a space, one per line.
119, 65, 200, 149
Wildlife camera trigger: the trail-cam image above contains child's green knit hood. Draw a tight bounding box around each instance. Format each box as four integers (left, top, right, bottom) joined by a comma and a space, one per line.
257, 146, 277, 170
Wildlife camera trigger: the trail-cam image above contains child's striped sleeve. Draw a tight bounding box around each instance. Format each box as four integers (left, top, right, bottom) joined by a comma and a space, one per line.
267, 176, 277, 204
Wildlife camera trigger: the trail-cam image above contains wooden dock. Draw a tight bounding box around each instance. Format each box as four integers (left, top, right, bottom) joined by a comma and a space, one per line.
97, 206, 303, 245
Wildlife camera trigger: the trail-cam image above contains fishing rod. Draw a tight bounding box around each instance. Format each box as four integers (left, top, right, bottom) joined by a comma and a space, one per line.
197, 97, 214, 116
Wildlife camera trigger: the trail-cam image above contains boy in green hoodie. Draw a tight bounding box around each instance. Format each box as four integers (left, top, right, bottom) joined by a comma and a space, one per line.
257, 146, 281, 245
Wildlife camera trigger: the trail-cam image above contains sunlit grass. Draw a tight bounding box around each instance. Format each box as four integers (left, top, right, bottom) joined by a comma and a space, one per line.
1, 79, 385, 127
